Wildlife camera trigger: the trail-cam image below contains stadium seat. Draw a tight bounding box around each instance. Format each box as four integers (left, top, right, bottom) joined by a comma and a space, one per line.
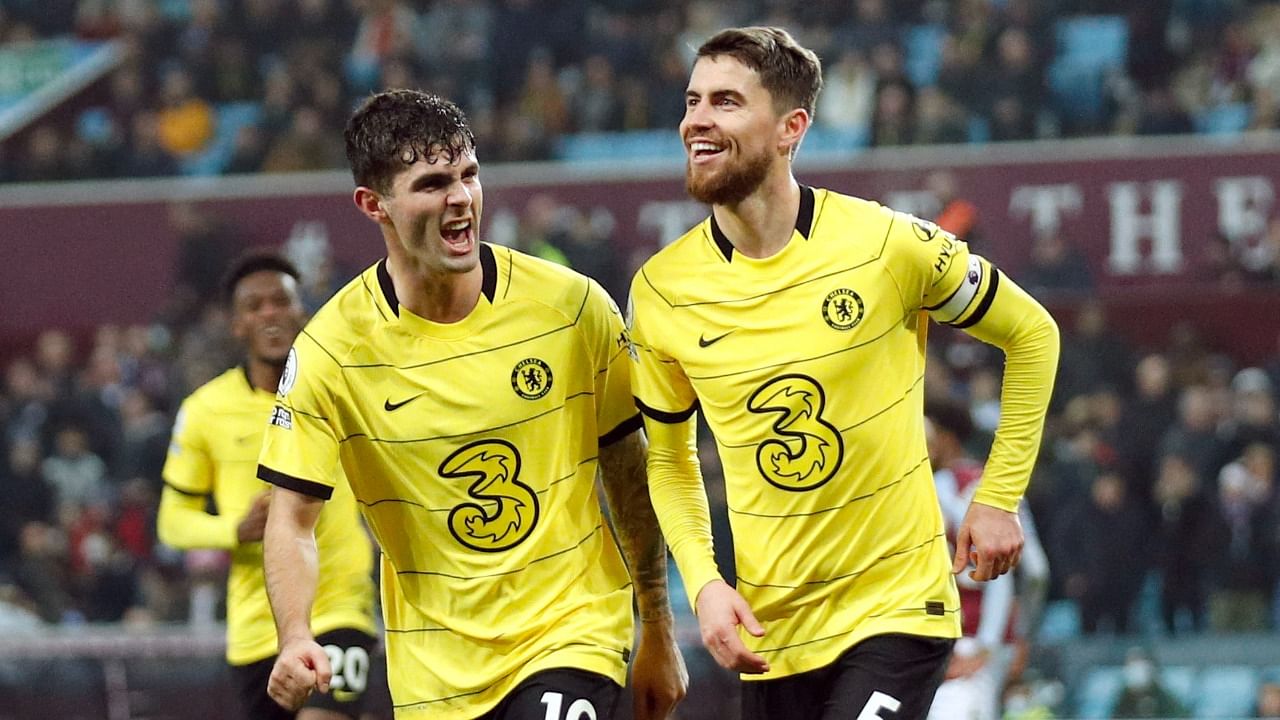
903, 24, 945, 89
1047, 16, 1128, 130
1037, 599, 1082, 642
1193, 102, 1252, 136
1074, 666, 1122, 719
554, 129, 685, 162
1159, 665, 1196, 707
1193, 665, 1259, 718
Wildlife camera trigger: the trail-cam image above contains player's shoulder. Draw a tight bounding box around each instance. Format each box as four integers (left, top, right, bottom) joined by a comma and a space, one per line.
495, 243, 600, 318
183, 367, 254, 414
301, 262, 388, 365
631, 218, 717, 307
811, 188, 901, 243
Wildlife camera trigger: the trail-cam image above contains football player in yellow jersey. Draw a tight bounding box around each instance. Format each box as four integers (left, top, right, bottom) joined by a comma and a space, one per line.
628, 27, 1059, 720
258, 90, 686, 720
158, 251, 382, 720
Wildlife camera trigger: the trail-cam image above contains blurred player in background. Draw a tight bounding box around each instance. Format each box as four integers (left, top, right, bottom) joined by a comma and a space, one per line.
159, 251, 382, 720
926, 399, 1050, 720
628, 26, 1058, 719
258, 90, 686, 720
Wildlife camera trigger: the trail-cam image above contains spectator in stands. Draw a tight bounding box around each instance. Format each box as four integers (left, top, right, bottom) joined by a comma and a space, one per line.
1136, 85, 1195, 136
1220, 368, 1280, 460
3, 357, 52, 446
1117, 354, 1179, 491
1111, 647, 1189, 718
156, 66, 216, 158
122, 110, 180, 178
224, 124, 266, 175
41, 425, 108, 517
572, 54, 627, 133
261, 105, 345, 173
916, 87, 970, 145
1206, 444, 1279, 632
1021, 228, 1095, 293
18, 126, 69, 183
1152, 452, 1214, 633
517, 48, 570, 140
816, 48, 876, 134
1059, 469, 1149, 634
0, 439, 56, 564
1160, 385, 1227, 485
1056, 300, 1133, 403
870, 79, 915, 146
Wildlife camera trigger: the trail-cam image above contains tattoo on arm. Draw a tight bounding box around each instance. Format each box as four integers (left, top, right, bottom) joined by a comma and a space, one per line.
599, 431, 672, 623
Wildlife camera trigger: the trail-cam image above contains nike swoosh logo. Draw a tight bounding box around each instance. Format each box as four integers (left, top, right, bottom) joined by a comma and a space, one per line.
384, 393, 425, 412
235, 433, 256, 445
698, 330, 734, 348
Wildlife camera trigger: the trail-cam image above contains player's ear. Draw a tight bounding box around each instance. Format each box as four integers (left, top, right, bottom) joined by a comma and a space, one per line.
354, 186, 389, 224
778, 107, 810, 156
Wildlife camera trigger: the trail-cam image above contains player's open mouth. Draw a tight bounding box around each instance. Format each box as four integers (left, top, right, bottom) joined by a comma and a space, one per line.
441, 219, 473, 252
689, 141, 725, 163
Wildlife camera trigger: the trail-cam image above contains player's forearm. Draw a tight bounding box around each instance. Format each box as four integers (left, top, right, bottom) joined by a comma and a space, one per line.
599, 430, 673, 624
963, 276, 1060, 510
157, 487, 238, 549
642, 416, 721, 612
263, 490, 322, 646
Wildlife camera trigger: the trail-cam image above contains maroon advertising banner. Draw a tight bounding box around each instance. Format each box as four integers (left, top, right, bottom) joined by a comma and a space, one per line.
4, 136, 1280, 359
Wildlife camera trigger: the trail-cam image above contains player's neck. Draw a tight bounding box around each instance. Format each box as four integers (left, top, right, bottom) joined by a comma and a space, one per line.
385, 252, 482, 324
245, 358, 283, 394
713, 174, 801, 260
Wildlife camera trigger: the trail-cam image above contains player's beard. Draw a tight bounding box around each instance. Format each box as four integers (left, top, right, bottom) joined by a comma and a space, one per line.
685, 146, 771, 206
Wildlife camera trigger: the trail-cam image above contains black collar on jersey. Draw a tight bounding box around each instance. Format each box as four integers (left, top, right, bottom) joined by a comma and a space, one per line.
375, 243, 498, 318
709, 184, 815, 262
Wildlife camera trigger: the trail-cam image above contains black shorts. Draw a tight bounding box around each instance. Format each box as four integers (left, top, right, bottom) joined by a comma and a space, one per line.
477, 668, 623, 720
741, 633, 954, 720
230, 628, 380, 720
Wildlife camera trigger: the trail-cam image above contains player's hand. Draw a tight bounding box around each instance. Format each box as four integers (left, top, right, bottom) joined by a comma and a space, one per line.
694, 580, 769, 674
236, 491, 272, 544
630, 617, 688, 720
268, 637, 332, 711
952, 501, 1023, 581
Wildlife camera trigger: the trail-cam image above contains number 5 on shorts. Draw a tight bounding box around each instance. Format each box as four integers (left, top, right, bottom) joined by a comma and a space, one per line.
540, 691, 597, 720
857, 691, 901, 720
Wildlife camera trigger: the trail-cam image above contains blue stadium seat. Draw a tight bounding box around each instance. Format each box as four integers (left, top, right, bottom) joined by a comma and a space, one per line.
1160, 665, 1196, 707
1194, 666, 1259, 718
1075, 666, 1122, 719
802, 126, 869, 154
555, 129, 685, 162
903, 24, 945, 89
1193, 102, 1252, 135
1048, 16, 1128, 129
1037, 599, 1082, 642
1055, 15, 1127, 68
181, 102, 261, 176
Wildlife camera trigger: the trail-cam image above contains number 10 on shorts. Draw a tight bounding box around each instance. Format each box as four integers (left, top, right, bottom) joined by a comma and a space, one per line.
540, 691, 598, 720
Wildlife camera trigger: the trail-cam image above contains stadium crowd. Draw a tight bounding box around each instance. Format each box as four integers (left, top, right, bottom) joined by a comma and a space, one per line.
2, 0, 1280, 180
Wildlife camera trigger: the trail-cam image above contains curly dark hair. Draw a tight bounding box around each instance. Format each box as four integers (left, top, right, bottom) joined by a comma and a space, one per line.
344, 89, 477, 194
221, 249, 300, 305
696, 26, 823, 117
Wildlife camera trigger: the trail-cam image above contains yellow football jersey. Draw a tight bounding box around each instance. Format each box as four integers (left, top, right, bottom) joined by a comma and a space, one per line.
257, 244, 639, 719
160, 367, 375, 666
630, 186, 989, 680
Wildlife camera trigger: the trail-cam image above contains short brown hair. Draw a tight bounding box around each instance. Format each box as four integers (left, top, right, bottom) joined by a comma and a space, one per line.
696, 26, 823, 117
344, 89, 476, 194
